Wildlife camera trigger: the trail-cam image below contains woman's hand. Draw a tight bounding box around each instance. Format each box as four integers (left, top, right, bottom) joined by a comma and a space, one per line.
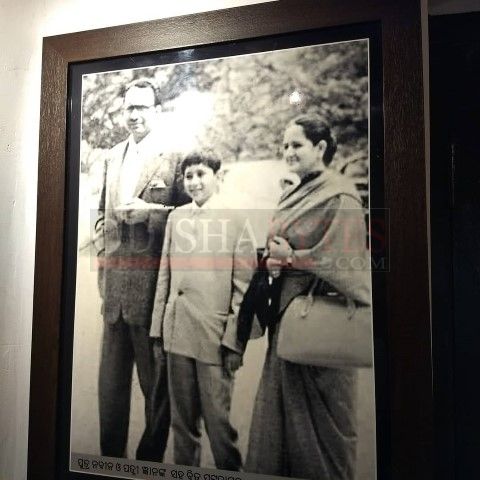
268, 236, 293, 263
266, 236, 293, 278
266, 257, 283, 278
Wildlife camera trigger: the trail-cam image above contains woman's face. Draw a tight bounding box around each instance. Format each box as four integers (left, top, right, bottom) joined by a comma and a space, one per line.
282, 124, 323, 178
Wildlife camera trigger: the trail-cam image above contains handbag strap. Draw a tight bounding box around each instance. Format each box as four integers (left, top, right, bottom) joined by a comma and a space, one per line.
301, 277, 320, 318
301, 276, 356, 320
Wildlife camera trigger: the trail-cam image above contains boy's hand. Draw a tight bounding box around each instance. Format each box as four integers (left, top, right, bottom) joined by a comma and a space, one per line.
152, 337, 165, 358
222, 347, 243, 375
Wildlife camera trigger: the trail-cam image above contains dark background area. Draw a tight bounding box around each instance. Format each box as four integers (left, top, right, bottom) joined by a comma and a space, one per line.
430, 11, 480, 480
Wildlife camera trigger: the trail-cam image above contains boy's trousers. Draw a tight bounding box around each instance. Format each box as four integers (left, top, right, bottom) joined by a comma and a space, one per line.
167, 352, 242, 471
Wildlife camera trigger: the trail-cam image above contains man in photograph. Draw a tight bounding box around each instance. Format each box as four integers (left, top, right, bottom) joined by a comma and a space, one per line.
95, 78, 188, 461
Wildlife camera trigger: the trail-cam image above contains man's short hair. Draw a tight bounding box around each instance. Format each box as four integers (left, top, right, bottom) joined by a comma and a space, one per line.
181, 151, 222, 175
123, 78, 159, 106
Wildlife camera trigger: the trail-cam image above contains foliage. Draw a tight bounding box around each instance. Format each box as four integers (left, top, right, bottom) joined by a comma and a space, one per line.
81, 40, 369, 170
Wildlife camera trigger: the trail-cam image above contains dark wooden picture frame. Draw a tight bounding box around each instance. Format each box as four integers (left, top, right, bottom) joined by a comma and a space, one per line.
28, 1, 432, 479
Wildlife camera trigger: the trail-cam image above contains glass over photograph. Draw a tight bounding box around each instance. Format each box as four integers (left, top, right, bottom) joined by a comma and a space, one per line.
69, 36, 377, 480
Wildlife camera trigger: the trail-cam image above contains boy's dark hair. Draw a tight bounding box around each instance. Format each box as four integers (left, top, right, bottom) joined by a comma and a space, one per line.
181, 151, 222, 175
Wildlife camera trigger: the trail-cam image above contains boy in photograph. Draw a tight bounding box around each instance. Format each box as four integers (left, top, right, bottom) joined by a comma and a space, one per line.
149, 151, 256, 470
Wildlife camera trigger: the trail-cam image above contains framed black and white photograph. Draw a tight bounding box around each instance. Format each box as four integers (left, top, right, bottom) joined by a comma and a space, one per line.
28, 2, 433, 480
69, 32, 377, 480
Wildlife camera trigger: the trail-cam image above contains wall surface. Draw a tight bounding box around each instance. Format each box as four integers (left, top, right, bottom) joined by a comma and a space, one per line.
2, 1, 448, 478
0, 2, 276, 479
430, 0, 480, 14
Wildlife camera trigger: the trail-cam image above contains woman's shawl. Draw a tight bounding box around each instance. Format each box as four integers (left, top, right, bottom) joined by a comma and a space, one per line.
268, 169, 372, 313
237, 169, 372, 346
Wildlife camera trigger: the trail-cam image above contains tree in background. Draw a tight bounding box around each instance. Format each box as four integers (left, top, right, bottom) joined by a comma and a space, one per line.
81, 40, 368, 176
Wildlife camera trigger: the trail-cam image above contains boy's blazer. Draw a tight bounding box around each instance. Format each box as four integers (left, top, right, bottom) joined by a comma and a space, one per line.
150, 198, 257, 365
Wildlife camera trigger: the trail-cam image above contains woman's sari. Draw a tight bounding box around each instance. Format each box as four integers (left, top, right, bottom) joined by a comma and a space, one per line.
245, 169, 371, 480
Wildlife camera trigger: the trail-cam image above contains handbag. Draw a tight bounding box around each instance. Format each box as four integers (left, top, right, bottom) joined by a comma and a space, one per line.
277, 277, 373, 368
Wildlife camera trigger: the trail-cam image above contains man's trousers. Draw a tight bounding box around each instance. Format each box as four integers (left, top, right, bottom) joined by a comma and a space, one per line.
98, 318, 170, 461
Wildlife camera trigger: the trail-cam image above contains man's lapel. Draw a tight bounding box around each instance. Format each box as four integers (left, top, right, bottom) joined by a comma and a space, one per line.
108, 140, 128, 209
133, 151, 164, 199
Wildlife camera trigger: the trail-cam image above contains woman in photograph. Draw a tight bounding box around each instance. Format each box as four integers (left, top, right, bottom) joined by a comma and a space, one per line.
244, 113, 371, 480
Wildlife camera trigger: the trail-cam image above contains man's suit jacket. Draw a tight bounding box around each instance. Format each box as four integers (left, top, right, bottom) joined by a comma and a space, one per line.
150, 199, 257, 365
96, 138, 189, 326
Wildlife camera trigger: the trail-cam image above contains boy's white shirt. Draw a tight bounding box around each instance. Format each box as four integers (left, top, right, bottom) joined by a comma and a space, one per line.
189, 191, 223, 211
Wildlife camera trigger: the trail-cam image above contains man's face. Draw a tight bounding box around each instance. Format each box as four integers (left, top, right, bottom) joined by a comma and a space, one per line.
183, 163, 218, 206
123, 86, 157, 142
